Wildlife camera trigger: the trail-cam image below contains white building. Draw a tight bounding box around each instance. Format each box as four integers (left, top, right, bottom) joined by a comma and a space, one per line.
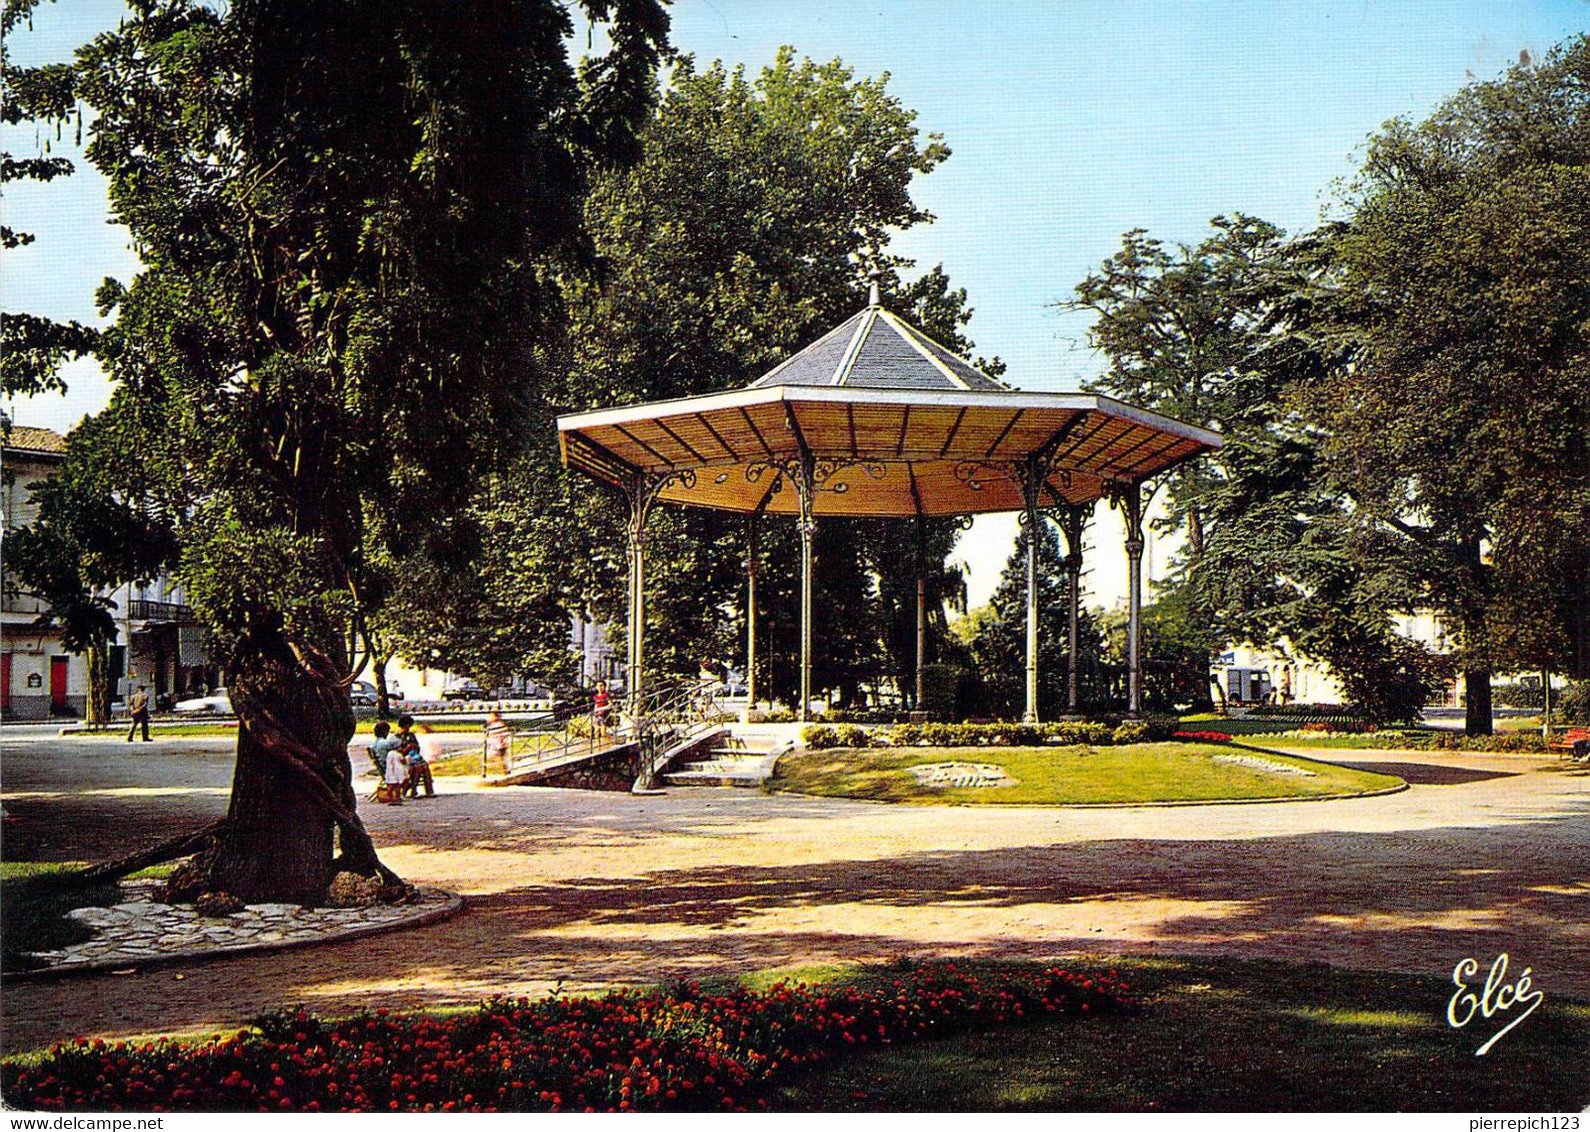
2, 427, 217, 719
2, 427, 78, 718
1214, 611, 1462, 708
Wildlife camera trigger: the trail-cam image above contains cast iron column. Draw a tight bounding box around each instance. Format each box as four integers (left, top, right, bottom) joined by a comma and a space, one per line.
795, 456, 816, 722
1057, 503, 1089, 714
915, 517, 927, 711
745, 515, 759, 723
623, 472, 664, 721
1117, 482, 1146, 717
1022, 460, 1044, 724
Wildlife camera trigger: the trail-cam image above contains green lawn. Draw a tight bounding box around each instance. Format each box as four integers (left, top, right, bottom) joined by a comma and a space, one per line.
765, 956, 1590, 1111
0, 861, 174, 973
771, 742, 1402, 805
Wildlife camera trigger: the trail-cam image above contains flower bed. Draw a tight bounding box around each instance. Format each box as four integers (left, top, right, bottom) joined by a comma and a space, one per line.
3, 963, 1131, 1113
1173, 730, 1233, 743
801, 719, 1182, 751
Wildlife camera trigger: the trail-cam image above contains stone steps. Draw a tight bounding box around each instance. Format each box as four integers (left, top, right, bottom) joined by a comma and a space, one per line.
662, 738, 787, 787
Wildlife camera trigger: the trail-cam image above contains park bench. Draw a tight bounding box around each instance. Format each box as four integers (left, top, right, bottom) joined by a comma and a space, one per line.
1549, 727, 1590, 761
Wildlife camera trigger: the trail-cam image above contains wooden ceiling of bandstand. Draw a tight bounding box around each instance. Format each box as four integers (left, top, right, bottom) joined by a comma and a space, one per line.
559, 385, 1221, 519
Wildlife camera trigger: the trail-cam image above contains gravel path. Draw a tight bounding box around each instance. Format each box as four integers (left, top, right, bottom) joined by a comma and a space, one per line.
3, 728, 1587, 1054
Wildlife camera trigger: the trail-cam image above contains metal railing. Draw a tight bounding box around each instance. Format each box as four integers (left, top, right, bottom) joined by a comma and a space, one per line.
481, 681, 731, 785
128, 600, 197, 623
630, 680, 734, 789
485, 696, 603, 779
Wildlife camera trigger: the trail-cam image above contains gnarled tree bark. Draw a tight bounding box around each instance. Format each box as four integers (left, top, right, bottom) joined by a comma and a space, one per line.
207, 640, 400, 904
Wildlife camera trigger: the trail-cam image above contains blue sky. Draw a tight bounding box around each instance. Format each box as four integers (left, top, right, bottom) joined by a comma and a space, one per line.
5, 1, 1586, 606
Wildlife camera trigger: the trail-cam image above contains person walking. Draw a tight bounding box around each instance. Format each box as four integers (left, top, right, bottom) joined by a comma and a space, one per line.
483, 710, 511, 775
592, 680, 612, 737
125, 685, 152, 743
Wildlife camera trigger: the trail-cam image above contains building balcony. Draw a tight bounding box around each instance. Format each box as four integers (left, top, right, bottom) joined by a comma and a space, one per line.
128, 600, 197, 623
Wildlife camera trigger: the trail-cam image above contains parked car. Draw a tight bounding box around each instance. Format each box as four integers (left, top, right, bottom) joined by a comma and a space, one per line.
174, 689, 233, 715
350, 680, 405, 707
441, 678, 487, 702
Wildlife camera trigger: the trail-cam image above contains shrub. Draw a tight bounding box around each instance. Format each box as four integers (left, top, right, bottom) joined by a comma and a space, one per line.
1139, 716, 1182, 742
807, 725, 839, 749
750, 709, 796, 723
801, 725, 838, 749
1046, 721, 1112, 746
801, 724, 869, 750
882, 720, 1139, 747
833, 724, 870, 748
1322, 730, 1553, 753
1556, 680, 1590, 725
822, 709, 908, 725
1111, 721, 1151, 745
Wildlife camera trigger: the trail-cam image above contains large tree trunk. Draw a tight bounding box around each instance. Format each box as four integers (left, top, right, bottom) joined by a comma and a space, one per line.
1460, 541, 1494, 738
84, 642, 111, 729
1463, 666, 1494, 738
207, 641, 399, 904
373, 654, 392, 720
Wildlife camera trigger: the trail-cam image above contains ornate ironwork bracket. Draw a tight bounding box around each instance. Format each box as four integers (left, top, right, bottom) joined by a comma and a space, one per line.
955, 457, 1074, 512
952, 458, 1025, 495
746, 456, 885, 504
621, 469, 697, 545
1050, 501, 1092, 571
1106, 481, 1145, 557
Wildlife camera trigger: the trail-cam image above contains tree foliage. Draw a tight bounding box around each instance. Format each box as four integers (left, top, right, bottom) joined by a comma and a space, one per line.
0, 0, 98, 412
1068, 33, 1590, 732
1304, 37, 1590, 730
44, 0, 667, 901
391, 49, 994, 707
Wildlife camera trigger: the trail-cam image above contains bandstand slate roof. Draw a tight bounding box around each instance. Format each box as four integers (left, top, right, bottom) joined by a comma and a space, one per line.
558, 302, 1220, 519
747, 307, 1009, 393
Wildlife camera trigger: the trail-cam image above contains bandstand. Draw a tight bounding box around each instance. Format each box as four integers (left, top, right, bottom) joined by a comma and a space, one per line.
558, 283, 1220, 722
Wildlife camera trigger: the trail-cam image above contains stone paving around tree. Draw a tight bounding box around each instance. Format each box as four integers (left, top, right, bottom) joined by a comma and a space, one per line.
19, 879, 461, 976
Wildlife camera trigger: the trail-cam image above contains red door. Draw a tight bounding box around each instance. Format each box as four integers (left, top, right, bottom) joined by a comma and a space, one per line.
1, 653, 11, 713
50, 656, 69, 712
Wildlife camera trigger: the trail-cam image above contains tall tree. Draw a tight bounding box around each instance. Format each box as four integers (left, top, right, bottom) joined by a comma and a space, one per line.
1066, 216, 1293, 699
64, 0, 667, 902
397, 50, 995, 706
964, 519, 1105, 718
1308, 37, 1590, 733
1069, 215, 1288, 562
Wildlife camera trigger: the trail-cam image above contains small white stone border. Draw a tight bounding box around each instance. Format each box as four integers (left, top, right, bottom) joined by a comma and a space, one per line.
10, 879, 464, 981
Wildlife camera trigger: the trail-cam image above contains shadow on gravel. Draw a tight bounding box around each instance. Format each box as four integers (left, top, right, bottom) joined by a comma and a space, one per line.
1330, 761, 1519, 785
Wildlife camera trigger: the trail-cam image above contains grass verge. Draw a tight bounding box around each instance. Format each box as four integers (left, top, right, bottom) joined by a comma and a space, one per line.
770, 955, 1590, 1111
0, 862, 173, 973
0, 863, 118, 973
770, 742, 1402, 804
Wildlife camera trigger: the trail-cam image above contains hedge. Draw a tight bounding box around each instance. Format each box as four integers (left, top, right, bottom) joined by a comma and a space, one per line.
801, 718, 1179, 750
